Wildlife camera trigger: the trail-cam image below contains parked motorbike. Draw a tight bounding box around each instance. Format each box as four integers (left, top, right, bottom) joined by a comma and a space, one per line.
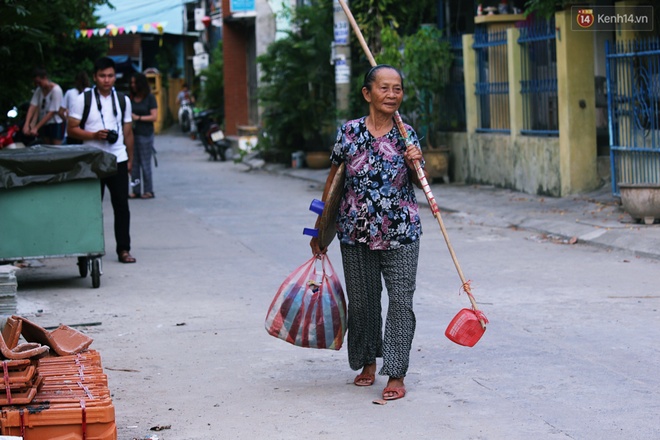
193, 109, 231, 161
0, 106, 37, 148
178, 101, 195, 134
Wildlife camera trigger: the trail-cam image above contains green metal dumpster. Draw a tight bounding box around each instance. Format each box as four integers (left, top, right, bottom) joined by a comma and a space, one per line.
0, 145, 117, 288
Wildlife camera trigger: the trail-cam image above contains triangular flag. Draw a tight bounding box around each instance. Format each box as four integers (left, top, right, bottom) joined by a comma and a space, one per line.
119, 27, 125, 34
86, 29, 93, 38
99, 28, 106, 36
130, 25, 138, 33
111, 28, 118, 36
75, 30, 81, 38
143, 23, 151, 32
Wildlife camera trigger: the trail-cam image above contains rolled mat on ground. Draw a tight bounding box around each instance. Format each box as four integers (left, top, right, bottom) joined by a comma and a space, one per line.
265, 254, 347, 350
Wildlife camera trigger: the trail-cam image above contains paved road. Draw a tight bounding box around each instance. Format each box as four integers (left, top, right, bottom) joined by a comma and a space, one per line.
12, 128, 660, 440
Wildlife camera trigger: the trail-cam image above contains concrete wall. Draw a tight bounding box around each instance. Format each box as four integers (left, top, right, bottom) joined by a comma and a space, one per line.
435, 132, 468, 183
457, 133, 561, 195
436, 129, 560, 195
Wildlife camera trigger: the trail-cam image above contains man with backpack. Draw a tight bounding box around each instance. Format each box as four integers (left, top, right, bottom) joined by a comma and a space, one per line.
67, 57, 137, 264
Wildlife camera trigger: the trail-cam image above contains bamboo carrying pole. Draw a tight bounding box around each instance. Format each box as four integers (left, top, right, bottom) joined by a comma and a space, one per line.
337, 0, 485, 329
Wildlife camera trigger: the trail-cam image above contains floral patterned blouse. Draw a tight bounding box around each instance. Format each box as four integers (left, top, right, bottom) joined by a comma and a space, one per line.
330, 116, 423, 250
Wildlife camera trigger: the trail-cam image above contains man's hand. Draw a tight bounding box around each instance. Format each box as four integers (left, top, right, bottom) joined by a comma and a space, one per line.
94, 129, 110, 141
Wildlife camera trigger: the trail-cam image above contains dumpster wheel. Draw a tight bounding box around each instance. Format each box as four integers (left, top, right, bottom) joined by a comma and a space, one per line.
78, 257, 88, 278
91, 258, 101, 288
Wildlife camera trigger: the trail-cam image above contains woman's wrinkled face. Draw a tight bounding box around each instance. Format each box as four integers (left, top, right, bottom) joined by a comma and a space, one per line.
362, 68, 403, 115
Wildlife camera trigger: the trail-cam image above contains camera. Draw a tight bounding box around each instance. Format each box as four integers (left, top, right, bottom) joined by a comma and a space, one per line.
106, 130, 119, 144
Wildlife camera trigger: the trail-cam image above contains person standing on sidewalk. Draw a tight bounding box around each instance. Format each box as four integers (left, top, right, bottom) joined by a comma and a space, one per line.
310, 65, 425, 401
60, 71, 91, 145
129, 72, 158, 199
22, 68, 65, 145
67, 57, 136, 264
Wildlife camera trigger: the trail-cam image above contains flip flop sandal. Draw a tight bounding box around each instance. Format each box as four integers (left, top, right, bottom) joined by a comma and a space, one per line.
353, 372, 376, 387
382, 386, 406, 401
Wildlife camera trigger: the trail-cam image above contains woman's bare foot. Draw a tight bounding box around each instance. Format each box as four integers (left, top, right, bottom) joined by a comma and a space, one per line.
353, 363, 377, 386
382, 377, 406, 400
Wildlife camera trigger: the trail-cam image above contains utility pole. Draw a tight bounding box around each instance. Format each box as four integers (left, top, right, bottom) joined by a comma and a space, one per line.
332, 0, 351, 125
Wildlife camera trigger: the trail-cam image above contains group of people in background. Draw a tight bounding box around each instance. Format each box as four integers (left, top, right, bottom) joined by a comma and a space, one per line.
21, 60, 161, 265
22, 65, 158, 202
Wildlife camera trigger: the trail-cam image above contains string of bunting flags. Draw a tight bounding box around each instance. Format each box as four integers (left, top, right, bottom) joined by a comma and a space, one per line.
75, 22, 167, 39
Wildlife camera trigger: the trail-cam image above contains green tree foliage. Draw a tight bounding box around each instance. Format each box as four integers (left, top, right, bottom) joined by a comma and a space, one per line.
257, 0, 335, 155
346, 0, 437, 116
373, 25, 453, 146
0, 0, 109, 113
401, 26, 452, 147
200, 42, 224, 115
397, 0, 438, 36
523, 0, 570, 18
377, 26, 403, 67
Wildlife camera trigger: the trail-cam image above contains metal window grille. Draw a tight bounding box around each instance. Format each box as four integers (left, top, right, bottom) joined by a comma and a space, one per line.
437, 34, 466, 132
518, 17, 558, 136
473, 26, 510, 133
606, 38, 660, 195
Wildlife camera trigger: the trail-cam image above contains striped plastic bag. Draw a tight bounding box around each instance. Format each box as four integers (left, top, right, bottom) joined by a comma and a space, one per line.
265, 254, 347, 350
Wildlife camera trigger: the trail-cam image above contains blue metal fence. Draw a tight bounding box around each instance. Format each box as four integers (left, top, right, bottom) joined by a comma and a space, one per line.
518, 17, 558, 136
473, 26, 510, 133
606, 38, 660, 195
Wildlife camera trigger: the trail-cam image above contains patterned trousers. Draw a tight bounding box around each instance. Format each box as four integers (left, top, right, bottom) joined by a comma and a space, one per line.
131, 134, 154, 195
340, 241, 420, 378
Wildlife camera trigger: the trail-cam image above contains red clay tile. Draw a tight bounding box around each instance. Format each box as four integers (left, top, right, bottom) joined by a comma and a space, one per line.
13, 316, 93, 356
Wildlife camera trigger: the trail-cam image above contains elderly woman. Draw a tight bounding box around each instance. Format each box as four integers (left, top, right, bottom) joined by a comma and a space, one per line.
311, 64, 425, 401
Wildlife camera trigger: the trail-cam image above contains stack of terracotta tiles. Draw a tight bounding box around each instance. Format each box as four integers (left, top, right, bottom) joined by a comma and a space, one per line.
0, 359, 42, 406
0, 351, 117, 439
0, 316, 117, 439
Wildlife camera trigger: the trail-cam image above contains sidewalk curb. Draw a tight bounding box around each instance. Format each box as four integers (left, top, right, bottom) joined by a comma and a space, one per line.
266, 165, 660, 261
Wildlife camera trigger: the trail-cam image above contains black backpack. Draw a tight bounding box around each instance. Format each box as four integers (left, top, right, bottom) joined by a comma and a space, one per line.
79, 89, 127, 130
